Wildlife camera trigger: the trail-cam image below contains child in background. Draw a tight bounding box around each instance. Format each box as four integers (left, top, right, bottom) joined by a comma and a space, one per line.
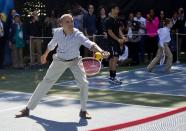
147, 18, 173, 73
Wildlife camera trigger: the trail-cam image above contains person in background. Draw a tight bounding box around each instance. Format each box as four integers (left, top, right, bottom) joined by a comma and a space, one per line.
83, 4, 97, 36
170, 11, 178, 63
126, 21, 141, 65
43, 10, 58, 63
3, 9, 17, 67
134, 11, 146, 63
0, 13, 7, 69
145, 9, 159, 61
176, 8, 185, 57
72, 3, 87, 32
7, 9, 17, 28
83, 4, 97, 57
147, 18, 173, 73
158, 10, 166, 28
96, 6, 109, 66
96, 6, 107, 38
9, 14, 25, 68
27, 12, 42, 65
127, 13, 134, 28
72, 3, 88, 57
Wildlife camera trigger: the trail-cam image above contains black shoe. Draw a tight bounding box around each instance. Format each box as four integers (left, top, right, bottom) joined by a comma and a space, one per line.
165, 69, 171, 73
108, 77, 122, 85
15, 107, 30, 118
79, 110, 92, 119
146, 67, 152, 72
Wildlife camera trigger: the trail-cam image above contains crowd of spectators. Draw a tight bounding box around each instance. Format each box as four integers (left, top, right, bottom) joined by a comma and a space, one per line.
0, 4, 186, 69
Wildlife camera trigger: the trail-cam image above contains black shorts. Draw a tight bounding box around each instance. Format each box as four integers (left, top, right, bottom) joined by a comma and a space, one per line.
108, 42, 122, 58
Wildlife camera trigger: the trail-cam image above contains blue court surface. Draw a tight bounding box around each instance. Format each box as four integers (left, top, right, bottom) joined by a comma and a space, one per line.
0, 64, 186, 131
0, 91, 173, 131
55, 64, 186, 97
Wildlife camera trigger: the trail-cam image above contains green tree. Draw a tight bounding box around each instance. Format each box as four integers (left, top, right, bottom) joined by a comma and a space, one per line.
22, 0, 46, 18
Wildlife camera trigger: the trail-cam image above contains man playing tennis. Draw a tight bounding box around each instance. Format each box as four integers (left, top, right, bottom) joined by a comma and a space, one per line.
15, 14, 109, 119
147, 18, 173, 72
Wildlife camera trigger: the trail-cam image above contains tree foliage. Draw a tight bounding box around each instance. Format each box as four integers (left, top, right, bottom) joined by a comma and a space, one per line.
23, 0, 46, 16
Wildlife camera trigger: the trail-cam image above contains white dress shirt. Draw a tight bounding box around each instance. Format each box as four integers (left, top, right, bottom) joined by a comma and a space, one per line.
157, 27, 171, 48
48, 28, 95, 60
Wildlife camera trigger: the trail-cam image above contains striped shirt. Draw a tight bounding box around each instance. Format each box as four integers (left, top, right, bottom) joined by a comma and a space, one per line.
48, 28, 95, 60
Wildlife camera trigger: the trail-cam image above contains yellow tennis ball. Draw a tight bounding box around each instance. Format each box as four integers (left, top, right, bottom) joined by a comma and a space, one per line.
1, 76, 6, 80
95, 52, 103, 61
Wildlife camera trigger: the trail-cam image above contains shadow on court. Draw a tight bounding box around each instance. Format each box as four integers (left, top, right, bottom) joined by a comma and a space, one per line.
0, 91, 172, 131
28, 115, 87, 131
56, 64, 186, 97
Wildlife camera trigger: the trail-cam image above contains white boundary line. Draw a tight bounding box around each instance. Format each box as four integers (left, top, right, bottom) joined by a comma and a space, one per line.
89, 71, 186, 97
55, 64, 185, 86
0, 91, 172, 113
55, 71, 186, 97
90, 87, 186, 97
0, 97, 65, 113
110, 71, 185, 88
48, 95, 173, 110
54, 65, 148, 85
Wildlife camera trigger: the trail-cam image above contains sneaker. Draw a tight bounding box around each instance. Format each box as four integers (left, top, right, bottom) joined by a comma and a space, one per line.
79, 110, 92, 119
108, 77, 122, 85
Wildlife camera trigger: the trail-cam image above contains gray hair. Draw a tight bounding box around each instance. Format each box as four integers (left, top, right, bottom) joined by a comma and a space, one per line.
60, 14, 73, 21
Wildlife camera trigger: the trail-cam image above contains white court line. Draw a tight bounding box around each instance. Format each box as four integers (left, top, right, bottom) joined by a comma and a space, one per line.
0, 91, 172, 113
3, 89, 186, 98
55, 64, 186, 86
0, 91, 12, 94
0, 97, 65, 113
110, 71, 185, 88
54, 65, 146, 85
56, 71, 185, 90
88, 71, 186, 97
0, 91, 31, 96
49, 95, 172, 110
90, 87, 186, 97
55, 71, 186, 97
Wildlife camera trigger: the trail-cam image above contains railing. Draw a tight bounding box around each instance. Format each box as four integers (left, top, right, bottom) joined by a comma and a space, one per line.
29, 33, 186, 65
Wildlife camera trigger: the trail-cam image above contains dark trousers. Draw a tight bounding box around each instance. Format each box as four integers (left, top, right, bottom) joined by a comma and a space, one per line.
126, 41, 140, 65
0, 38, 5, 68
139, 36, 145, 63
145, 35, 158, 61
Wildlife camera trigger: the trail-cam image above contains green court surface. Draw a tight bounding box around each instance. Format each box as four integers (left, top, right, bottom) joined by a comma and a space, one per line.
1, 64, 186, 108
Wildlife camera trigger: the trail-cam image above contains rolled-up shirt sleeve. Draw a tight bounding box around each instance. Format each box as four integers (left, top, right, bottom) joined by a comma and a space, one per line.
78, 32, 95, 49
47, 30, 58, 51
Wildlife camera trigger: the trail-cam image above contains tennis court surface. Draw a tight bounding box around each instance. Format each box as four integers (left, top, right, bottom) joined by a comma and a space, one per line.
56, 64, 186, 97
1, 91, 186, 131
0, 64, 186, 130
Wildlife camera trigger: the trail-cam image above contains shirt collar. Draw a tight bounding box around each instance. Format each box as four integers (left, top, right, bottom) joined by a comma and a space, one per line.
164, 27, 170, 31
62, 28, 75, 37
